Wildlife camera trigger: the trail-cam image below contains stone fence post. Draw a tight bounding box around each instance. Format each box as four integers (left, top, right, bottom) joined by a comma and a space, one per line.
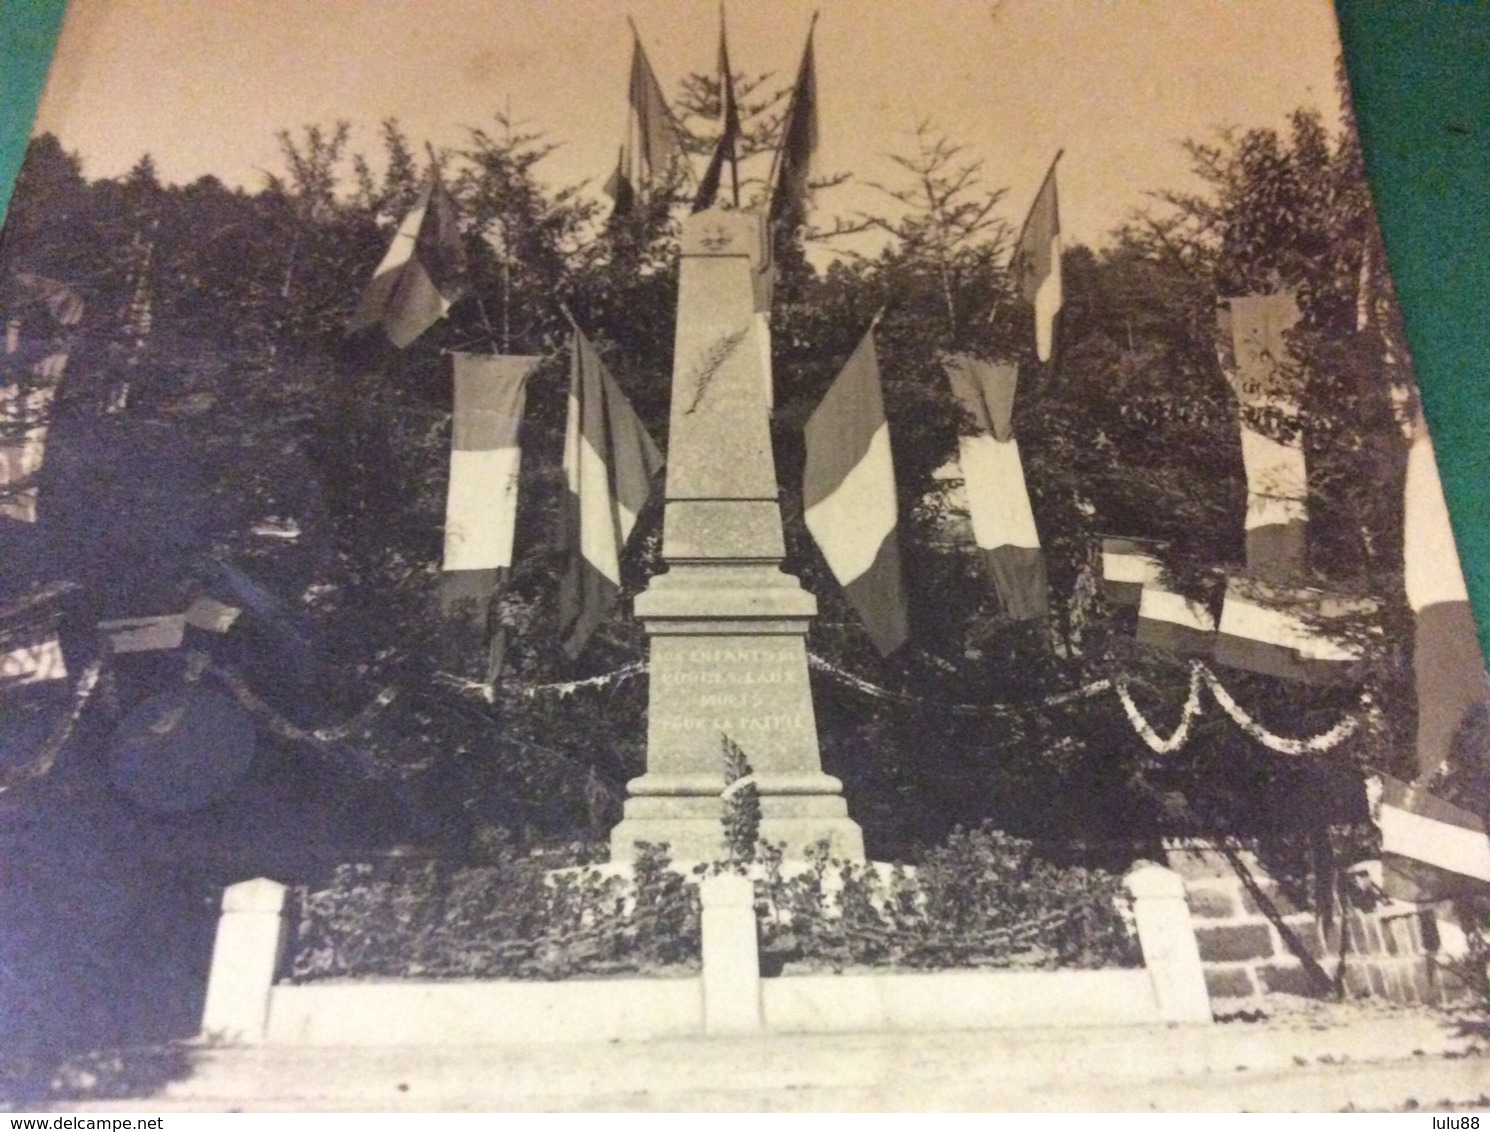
200, 877, 288, 1044
699, 873, 762, 1035
1126, 861, 1213, 1024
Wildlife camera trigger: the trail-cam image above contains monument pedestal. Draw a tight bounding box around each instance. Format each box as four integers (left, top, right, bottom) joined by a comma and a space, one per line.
611, 568, 864, 861
610, 208, 864, 863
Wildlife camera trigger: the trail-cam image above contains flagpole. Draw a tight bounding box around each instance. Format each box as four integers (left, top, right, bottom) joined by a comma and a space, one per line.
722, 4, 740, 208
474, 295, 503, 355
503, 97, 513, 352
502, 259, 511, 352
616, 20, 641, 204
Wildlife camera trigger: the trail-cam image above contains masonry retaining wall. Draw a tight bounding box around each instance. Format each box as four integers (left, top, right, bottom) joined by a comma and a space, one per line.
1165, 841, 1477, 1007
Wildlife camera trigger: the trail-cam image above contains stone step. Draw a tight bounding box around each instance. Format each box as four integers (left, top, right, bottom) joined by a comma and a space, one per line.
116, 1060, 1487, 1114
50, 1014, 1488, 1112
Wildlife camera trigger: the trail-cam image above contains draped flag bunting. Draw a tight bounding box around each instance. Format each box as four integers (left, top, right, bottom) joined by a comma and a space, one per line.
693, 12, 741, 213
0, 612, 66, 689
1379, 775, 1490, 901
1110, 287, 1368, 684
124, 242, 154, 346
1135, 586, 1216, 658
1101, 536, 1163, 608
99, 614, 188, 654
1376, 409, 1490, 902
1015, 155, 1062, 363
1100, 537, 1215, 656
944, 353, 1046, 621
96, 598, 241, 655
804, 329, 908, 655
607, 31, 683, 214
95, 598, 239, 656
1, 585, 71, 693
441, 353, 542, 642
185, 597, 242, 634
2, 273, 82, 522
11, 272, 84, 329
1213, 574, 1372, 684
1217, 291, 1308, 574
1207, 291, 1365, 683
347, 172, 469, 348
110, 235, 154, 413
558, 327, 664, 659
0, 385, 56, 523
768, 20, 819, 230
1403, 407, 1486, 782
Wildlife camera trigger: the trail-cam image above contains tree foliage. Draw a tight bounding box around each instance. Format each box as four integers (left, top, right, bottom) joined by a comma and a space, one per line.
0, 68, 1441, 861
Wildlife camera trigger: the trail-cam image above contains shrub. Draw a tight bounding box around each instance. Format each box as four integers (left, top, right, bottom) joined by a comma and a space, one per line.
754, 824, 1141, 972
289, 840, 699, 981
289, 824, 1138, 981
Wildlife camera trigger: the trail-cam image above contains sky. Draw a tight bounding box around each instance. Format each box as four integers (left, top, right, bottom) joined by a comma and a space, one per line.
32, 0, 1346, 251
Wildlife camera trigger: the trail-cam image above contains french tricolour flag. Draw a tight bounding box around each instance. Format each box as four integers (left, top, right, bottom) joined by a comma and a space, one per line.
803, 329, 908, 656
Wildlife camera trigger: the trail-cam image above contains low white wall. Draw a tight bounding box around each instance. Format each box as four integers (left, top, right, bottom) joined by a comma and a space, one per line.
762, 968, 1159, 1034
200, 878, 289, 1044
266, 977, 703, 1045
205, 865, 1211, 1044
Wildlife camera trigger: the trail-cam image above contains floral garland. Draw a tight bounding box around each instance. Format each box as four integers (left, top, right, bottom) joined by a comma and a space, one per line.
806, 651, 1114, 716
455, 654, 1360, 758
1199, 664, 1360, 754
208, 659, 397, 744
0, 654, 105, 793
510, 661, 649, 698
1114, 660, 1360, 756
1113, 664, 1203, 754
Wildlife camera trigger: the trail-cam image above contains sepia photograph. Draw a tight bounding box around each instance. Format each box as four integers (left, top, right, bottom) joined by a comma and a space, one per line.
1, 0, 1487, 1112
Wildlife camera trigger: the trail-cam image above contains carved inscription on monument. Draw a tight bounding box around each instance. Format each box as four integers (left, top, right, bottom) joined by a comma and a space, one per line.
614, 208, 864, 860
646, 636, 820, 776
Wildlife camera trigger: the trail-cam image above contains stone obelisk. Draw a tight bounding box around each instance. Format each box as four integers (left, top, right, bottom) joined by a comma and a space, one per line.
610, 208, 865, 861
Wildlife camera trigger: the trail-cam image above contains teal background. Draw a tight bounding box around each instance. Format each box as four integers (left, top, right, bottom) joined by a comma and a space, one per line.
1, 1, 1487, 655
0, 0, 66, 226
1334, 2, 1490, 659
